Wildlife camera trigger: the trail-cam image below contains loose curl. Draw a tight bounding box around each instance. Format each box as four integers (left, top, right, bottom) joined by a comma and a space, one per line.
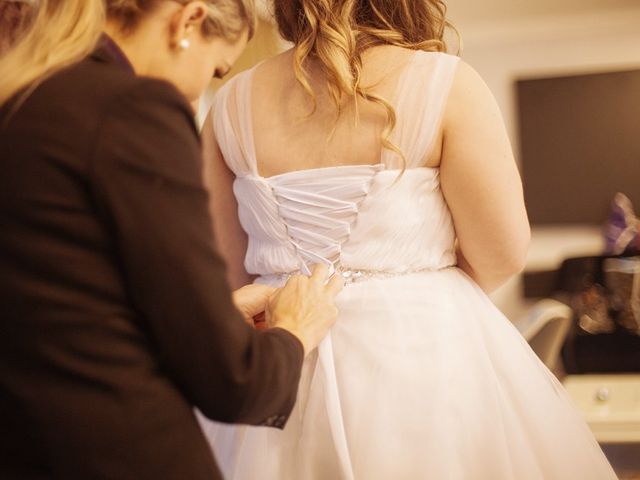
274, 0, 456, 168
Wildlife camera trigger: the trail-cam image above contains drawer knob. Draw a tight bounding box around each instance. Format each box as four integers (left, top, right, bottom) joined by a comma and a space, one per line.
595, 387, 610, 402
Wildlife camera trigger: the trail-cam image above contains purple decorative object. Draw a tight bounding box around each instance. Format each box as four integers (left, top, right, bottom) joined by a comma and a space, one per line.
604, 192, 639, 255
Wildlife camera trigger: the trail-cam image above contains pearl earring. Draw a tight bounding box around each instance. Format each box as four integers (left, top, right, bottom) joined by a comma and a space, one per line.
178, 38, 190, 50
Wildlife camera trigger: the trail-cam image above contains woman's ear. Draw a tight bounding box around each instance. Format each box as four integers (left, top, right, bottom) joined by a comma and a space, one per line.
169, 1, 209, 50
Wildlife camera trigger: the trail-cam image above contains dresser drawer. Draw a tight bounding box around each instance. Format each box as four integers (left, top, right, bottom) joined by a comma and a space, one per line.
563, 374, 640, 443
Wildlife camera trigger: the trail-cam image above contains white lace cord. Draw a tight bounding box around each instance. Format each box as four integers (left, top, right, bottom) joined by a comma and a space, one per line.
277, 173, 377, 480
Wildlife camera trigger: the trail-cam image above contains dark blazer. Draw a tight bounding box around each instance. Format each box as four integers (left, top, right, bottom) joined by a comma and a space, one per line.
0, 39, 303, 479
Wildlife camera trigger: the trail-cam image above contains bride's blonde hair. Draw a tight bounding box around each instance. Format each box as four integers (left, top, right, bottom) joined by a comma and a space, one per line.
0, 0, 256, 107
273, 0, 454, 167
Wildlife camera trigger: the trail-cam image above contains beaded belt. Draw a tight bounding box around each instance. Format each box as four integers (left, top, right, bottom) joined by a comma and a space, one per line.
259, 265, 454, 286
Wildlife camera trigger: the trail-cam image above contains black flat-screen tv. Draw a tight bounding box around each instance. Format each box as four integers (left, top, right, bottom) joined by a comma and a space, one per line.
516, 68, 640, 225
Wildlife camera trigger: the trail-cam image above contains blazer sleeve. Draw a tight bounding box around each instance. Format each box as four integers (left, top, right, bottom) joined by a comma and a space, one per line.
89, 79, 303, 429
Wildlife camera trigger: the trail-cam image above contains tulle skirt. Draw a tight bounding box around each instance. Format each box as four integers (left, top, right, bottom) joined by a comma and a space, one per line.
198, 268, 617, 479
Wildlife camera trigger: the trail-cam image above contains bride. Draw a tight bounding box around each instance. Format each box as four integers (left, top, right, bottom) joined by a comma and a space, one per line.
199, 0, 617, 478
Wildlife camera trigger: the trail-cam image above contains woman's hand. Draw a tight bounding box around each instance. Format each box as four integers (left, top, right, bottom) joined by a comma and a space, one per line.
232, 284, 277, 326
265, 264, 344, 356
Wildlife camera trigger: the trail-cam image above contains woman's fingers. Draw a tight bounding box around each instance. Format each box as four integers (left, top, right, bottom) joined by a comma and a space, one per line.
325, 273, 345, 296
232, 284, 277, 320
309, 263, 331, 285
309, 264, 344, 295
311, 264, 345, 296
264, 263, 345, 356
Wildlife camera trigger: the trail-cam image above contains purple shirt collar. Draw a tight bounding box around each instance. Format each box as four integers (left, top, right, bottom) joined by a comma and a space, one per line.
95, 34, 135, 74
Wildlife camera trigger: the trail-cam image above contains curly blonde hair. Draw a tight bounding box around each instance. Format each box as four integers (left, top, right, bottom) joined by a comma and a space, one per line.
274, 0, 454, 166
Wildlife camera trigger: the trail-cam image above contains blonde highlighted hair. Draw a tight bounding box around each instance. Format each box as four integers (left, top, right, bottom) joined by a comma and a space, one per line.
273, 0, 455, 167
0, 0, 257, 106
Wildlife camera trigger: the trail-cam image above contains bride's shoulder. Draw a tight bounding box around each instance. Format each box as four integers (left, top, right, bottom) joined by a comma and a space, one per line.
253, 49, 295, 78
409, 49, 461, 71
251, 49, 300, 98
441, 58, 507, 146
446, 59, 495, 111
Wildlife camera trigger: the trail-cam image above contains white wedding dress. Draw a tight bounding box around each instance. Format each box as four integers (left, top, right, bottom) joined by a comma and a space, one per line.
198, 51, 617, 479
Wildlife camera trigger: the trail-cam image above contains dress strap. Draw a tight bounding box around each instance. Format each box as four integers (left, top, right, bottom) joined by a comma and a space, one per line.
211, 66, 259, 177
383, 51, 460, 170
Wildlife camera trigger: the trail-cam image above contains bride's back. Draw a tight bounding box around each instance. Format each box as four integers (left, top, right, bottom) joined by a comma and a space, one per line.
211, 47, 461, 278
250, 46, 421, 178
245, 0, 450, 178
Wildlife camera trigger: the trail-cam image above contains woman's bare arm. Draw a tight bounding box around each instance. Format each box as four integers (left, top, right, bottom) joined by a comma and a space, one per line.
440, 60, 530, 293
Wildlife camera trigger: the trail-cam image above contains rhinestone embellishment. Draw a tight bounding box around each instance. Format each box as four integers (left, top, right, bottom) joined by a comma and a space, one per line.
264, 265, 450, 286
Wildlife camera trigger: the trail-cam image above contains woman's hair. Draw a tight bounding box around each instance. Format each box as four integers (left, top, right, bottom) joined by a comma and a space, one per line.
108, 0, 256, 39
0, 0, 256, 106
0, 1, 36, 55
273, 0, 455, 167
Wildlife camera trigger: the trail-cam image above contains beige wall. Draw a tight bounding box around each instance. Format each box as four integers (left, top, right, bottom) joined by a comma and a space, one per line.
197, 19, 282, 124
454, 6, 640, 165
